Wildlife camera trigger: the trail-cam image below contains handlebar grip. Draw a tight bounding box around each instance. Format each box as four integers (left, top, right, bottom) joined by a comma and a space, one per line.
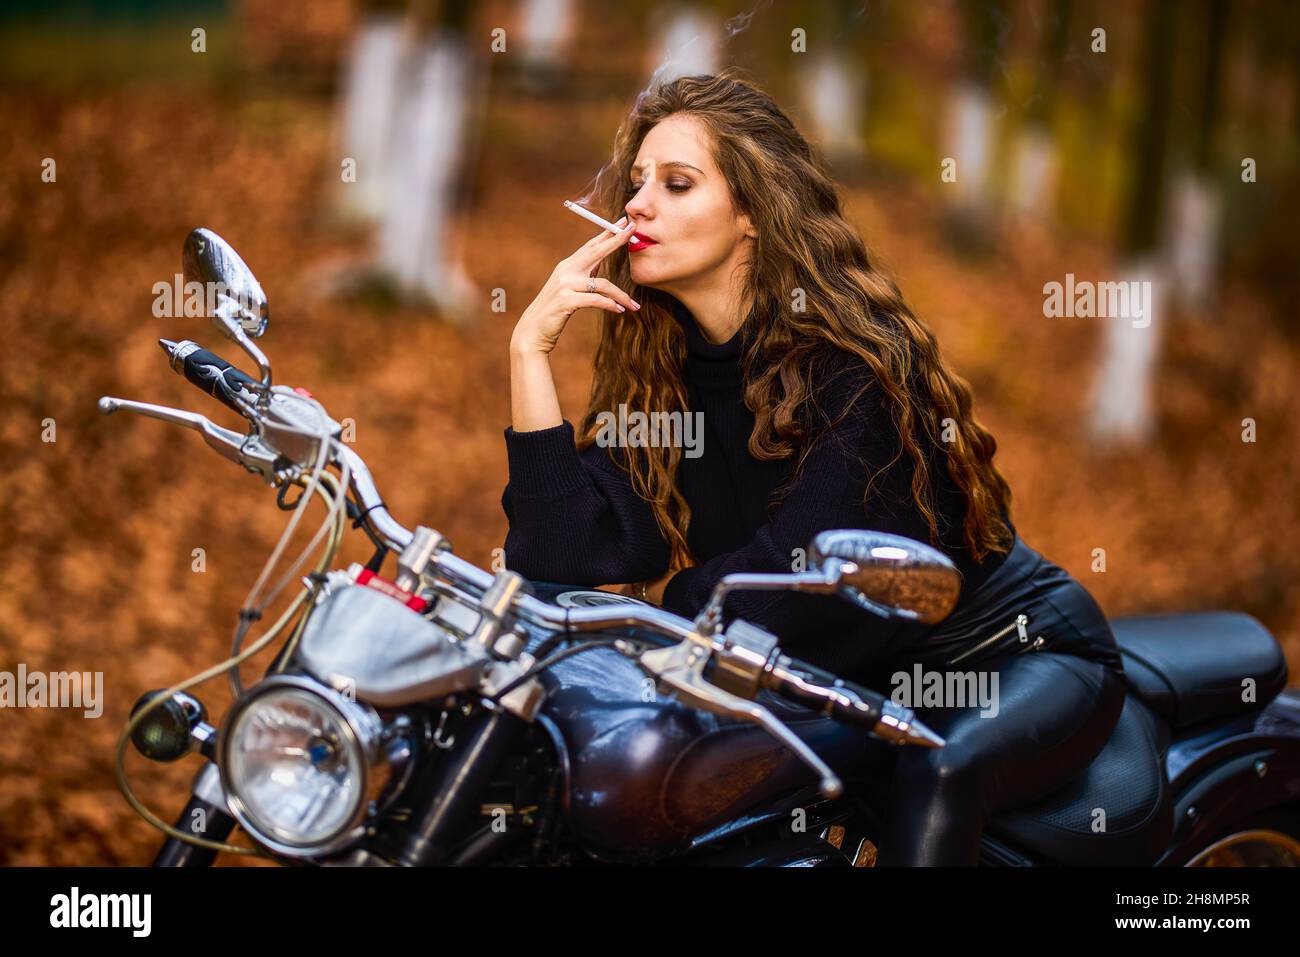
769, 658, 888, 730
162, 339, 260, 413
825, 680, 888, 729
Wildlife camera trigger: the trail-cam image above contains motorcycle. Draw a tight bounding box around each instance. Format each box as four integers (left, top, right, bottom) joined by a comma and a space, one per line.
101, 228, 1300, 867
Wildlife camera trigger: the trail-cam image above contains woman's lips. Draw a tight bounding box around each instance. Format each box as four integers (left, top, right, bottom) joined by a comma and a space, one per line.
629, 232, 659, 251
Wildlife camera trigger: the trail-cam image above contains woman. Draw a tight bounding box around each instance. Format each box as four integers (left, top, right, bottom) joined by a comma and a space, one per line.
501, 71, 1125, 865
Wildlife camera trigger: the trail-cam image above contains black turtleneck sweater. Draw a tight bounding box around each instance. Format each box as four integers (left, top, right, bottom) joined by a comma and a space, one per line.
501, 299, 1014, 681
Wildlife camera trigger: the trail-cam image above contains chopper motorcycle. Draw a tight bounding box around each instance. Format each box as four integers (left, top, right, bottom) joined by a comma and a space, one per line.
99, 228, 1300, 867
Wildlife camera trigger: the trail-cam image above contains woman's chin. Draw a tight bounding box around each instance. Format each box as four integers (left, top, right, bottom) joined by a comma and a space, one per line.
630, 264, 667, 289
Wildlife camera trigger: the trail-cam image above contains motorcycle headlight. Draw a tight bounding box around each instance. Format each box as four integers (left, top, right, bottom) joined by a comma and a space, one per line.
217, 675, 389, 856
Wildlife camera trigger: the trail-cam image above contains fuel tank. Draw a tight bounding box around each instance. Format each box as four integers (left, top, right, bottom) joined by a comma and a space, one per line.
528, 586, 876, 862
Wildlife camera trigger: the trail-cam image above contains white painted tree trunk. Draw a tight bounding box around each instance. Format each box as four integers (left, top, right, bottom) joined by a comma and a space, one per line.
1089, 260, 1164, 445
1010, 125, 1057, 219
1165, 170, 1222, 313
518, 0, 575, 70
945, 83, 994, 214
648, 8, 720, 85
377, 33, 479, 315
800, 51, 867, 166
337, 14, 405, 223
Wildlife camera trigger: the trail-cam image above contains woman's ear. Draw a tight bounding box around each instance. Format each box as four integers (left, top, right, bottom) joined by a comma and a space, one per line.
739, 211, 758, 240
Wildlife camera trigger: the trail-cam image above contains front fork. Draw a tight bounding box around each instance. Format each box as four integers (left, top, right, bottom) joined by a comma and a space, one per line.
152, 764, 237, 867
368, 704, 531, 866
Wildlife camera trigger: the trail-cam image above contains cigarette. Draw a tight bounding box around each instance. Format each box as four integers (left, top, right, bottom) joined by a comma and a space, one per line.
563, 200, 628, 235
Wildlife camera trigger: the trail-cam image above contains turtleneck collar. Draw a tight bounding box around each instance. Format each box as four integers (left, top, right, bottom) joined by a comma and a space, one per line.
671, 295, 744, 354
670, 296, 748, 393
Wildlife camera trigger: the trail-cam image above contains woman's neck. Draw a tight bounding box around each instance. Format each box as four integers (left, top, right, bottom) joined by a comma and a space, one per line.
661, 268, 752, 345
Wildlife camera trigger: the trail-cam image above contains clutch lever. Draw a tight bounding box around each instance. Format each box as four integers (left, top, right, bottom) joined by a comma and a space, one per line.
634, 639, 845, 799
97, 396, 282, 482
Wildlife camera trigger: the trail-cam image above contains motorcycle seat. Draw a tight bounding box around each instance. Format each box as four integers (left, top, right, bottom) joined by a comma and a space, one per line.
985, 692, 1174, 865
1110, 612, 1287, 730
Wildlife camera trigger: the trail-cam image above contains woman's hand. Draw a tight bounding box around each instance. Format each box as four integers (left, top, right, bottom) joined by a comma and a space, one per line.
510, 217, 642, 357
620, 567, 684, 606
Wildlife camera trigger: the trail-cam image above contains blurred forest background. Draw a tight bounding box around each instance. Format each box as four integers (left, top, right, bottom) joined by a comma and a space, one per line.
0, 0, 1298, 864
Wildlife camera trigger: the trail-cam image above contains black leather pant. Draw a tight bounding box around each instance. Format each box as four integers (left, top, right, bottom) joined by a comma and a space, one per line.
865, 535, 1127, 866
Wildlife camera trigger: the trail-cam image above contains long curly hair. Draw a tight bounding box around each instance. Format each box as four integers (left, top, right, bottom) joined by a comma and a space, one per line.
577, 70, 1014, 574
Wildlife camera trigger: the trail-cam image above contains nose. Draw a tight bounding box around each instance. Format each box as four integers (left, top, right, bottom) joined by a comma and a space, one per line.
624, 182, 652, 222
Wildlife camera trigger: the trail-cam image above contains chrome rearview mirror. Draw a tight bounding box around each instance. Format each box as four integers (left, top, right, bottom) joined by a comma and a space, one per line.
694, 529, 961, 637
181, 227, 272, 396
182, 227, 269, 338
808, 530, 961, 624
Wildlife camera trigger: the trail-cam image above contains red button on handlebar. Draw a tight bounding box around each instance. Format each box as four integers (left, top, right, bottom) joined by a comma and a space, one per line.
356, 568, 429, 614
293, 387, 314, 399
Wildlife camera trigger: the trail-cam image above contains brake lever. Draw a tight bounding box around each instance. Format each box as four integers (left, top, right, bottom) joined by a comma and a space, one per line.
97, 396, 281, 481
636, 639, 845, 799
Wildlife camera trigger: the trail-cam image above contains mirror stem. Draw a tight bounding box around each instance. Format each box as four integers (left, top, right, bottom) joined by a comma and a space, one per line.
214, 314, 273, 405
694, 569, 842, 637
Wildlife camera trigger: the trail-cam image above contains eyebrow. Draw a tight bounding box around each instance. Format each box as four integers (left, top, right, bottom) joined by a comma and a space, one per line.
631, 161, 705, 177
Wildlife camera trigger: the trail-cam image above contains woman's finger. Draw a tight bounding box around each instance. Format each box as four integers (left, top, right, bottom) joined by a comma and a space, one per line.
576, 219, 636, 266
585, 277, 640, 311
566, 291, 627, 314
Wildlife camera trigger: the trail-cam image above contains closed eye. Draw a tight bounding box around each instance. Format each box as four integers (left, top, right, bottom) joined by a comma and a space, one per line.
625, 181, 691, 197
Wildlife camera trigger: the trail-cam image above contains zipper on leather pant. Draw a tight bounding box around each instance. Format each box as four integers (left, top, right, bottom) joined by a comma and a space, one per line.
946, 612, 1040, 666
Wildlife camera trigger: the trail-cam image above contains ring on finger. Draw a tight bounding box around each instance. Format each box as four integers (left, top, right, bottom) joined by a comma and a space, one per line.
586, 277, 596, 293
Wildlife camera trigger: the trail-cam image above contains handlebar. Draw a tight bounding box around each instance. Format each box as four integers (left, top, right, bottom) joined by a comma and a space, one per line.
100, 337, 945, 800
328, 440, 946, 761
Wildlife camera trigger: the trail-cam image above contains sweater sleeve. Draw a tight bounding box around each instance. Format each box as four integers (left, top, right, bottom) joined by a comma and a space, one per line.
500, 420, 672, 585
660, 370, 966, 652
